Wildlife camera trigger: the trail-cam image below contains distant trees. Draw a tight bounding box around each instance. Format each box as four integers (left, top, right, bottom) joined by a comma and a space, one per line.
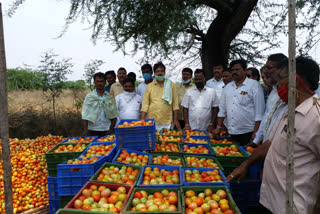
7, 68, 43, 90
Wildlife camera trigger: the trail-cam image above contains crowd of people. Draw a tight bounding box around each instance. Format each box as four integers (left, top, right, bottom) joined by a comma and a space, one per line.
81, 53, 320, 214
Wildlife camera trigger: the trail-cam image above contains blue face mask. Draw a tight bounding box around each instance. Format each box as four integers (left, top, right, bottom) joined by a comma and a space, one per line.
182, 79, 191, 84
143, 73, 152, 81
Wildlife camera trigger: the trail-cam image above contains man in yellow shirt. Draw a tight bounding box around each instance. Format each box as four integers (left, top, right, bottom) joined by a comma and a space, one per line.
110, 67, 127, 98
176, 68, 195, 129
141, 62, 181, 130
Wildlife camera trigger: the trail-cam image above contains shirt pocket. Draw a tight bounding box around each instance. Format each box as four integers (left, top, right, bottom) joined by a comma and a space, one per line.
236, 93, 251, 106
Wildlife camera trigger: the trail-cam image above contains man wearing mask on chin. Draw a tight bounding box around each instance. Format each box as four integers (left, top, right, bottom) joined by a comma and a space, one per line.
176, 68, 195, 129
141, 62, 181, 130
116, 78, 142, 120
226, 56, 320, 214
137, 64, 153, 97
182, 69, 219, 132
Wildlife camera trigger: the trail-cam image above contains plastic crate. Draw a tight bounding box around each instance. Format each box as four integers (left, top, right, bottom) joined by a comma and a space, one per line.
160, 128, 184, 137
183, 136, 209, 144
116, 130, 156, 151
49, 199, 60, 214
90, 162, 142, 186
60, 196, 74, 208
150, 154, 186, 167
184, 155, 224, 171
93, 135, 116, 142
137, 165, 183, 188
181, 143, 214, 156
115, 119, 156, 134
112, 148, 151, 167
182, 167, 229, 187
156, 135, 183, 144
183, 130, 209, 139
210, 144, 248, 168
123, 187, 181, 214
209, 138, 238, 145
247, 180, 261, 207
46, 143, 90, 177
181, 186, 241, 214
59, 136, 98, 144
151, 141, 182, 156
65, 181, 134, 213
80, 142, 118, 162
240, 146, 263, 179
47, 176, 59, 200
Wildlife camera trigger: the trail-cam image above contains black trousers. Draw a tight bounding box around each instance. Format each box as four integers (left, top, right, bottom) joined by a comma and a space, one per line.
179, 120, 185, 129
230, 132, 253, 146
88, 130, 107, 137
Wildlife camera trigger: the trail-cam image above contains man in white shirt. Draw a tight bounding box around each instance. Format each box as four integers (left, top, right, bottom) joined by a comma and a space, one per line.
136, 64, 153, 97
206, 63, 225, 100
213, 59, 265, 146
182, 69, 219, 132
116, 78, 142, 120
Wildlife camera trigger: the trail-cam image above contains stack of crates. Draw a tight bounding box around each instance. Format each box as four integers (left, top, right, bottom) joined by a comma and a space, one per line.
115, 119, 156, 151
47, 176, 60, 214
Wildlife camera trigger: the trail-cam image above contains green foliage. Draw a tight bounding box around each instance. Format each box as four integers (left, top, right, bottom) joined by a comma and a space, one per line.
61, 80, 87, 90
7, 68, 44, 90
83, 59, 105, 90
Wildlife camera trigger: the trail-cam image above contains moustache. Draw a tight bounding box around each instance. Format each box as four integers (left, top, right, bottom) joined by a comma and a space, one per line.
232, 73, 239, 77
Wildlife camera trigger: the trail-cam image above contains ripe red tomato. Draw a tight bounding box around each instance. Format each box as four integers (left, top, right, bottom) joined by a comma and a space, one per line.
134, 192, 143, 199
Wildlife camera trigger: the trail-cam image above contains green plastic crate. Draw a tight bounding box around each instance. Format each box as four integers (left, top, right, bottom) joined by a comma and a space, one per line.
123, 187, 181, 213
151, 141, 183, 156
156, 135, 183, 144
150, 154, 186, 167
46, 143, 90, 176
209, 138, 239, 145
160, 129, 184, 137
181, 186, 242, 214
209, 144, 248, 168
183, 154, 224, 171
90, 162, 142, 186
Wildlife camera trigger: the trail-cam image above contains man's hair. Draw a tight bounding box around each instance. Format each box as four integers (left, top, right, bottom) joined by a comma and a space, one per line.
93, 72, 106, 81
213, 63, 226, 71
194, 69, 204, 75
128, 72, 136, 79
230, 59, 247, 70
267, 53, 288, 67
117, 67, 127, 73
105, 70, 116, 78
153, 61, 166, 71
182, 67, 193, 75
123, 78, 135, 86
247, 67, 260, 81
141, 64, 152, 71
296, 56, 320, 90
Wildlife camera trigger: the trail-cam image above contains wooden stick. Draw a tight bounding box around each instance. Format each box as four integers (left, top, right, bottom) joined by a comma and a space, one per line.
0, 3, 14, 214
286, 0, 296, 213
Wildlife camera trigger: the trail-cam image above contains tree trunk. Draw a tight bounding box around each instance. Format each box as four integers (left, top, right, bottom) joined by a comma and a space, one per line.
201, 0, 259, 80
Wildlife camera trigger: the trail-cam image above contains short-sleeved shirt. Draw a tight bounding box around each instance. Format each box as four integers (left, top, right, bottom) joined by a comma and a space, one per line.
176, 82, 195, 120
218, 78, 265, 135
260, 94, 320, 214
116, 92, 142, 120
141, 81, 179, 125
181, 87, 219, 130
110, 82, 124, 98
206, 77, 225, 100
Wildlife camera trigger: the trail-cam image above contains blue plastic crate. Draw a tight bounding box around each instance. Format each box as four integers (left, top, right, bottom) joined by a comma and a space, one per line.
57, 156, 107, 178
59, 136, 98, 144
116, 130, 156, 151
183, 130, 209, 139
115, 119, 156, 134
58, 176, 91, 187
182, 167, 229, 187
137, 165, 183, 188
49, 199, 60, 214
47, 176, 59, 200
93, 135, 116, 142
247, 180, 261, 206
240, 146, 262, 179
57, 184, 84, 196
80, 142, 118, 162
183, 136, 209, 144
112, 148, 151, 166
181, 143, 214, 156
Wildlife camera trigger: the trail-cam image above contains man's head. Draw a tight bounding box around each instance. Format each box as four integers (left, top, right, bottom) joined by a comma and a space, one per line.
153, 62, 166, 82
265, 53, 288, 85
141, 64, 153, 81
246, 67, 260, 81
194, 69, 205, 89
93, 72, 107, 90
230, 59, 247, 82
105, 70, 116, 86
123, 78, 135, 93
117, 67, 127, 84
213, 63, 225, 80
222, 68, 233, 85
261, 67, 271, 87
128, 72, 136, 82
182, 67, 193, 83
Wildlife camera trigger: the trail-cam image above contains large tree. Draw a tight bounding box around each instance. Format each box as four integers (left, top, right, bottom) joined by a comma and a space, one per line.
8, 0, 320, 79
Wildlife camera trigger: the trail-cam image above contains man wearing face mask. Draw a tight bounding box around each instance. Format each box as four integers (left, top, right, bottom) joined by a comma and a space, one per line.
137, 64, 153, 97
141, 62, 181, 130
206, 63, 225, 100
182, 69, 219, 132
116, 78, 142, 120
176, 68, 195, 129
227, 56, 320, 214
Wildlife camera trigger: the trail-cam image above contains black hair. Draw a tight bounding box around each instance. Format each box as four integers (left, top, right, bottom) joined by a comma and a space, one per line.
118, 67, 127, 73
105, 70, 116, 78
213, 63, 226, 71
153, 61, 166, 71
128, 72, 136, 79
194, 69, 204, 75
123, 78, 135, 87
247, 67, 260, 81
141, 64, 152, 72
268, 53, 288, 67
296, 56, 320, 90
93, 72, 106, 81
230, 59, 247, 70
182, 67, 193, 75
